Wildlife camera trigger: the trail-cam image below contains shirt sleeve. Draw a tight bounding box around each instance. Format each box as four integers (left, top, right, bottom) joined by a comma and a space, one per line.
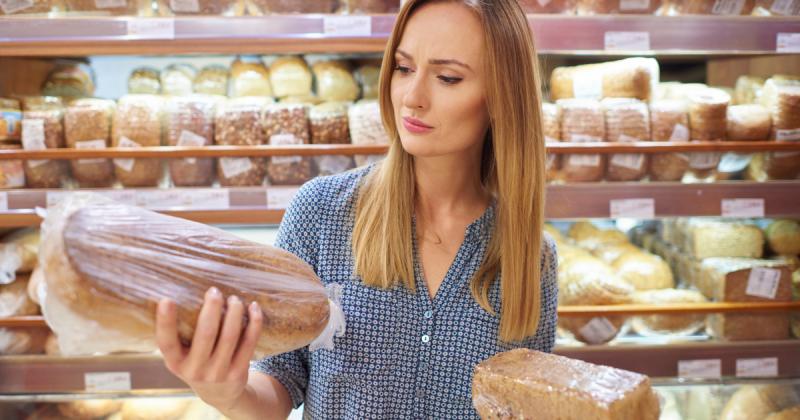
527, 233, 559, 352
249, 178, 325, 409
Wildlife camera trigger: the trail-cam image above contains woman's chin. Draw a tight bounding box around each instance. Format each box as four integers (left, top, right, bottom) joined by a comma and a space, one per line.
399, 136, 446, 158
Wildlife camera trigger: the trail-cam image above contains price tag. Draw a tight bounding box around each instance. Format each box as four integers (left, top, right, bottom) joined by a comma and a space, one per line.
0, 192, 8, 211
75, 139, 107, 164
721, 198, 765, 218
177, 130, 207, 164
22, 119, 49, 168
620, 0, 650, 10
219, 157, 253, 179
95, 0, 126, 8
775, 128, 800, 141
777, 33, 800, 53
186, 189, 229, 210
267, 187, 300, 210
0, 0, 33, 14
746, 267, 781, 299
610, 153, 645, 170
678, 359, 721, 379
323, 16, 372, 37
127, 19, 176, 40
604, 32, 650, 51
578, 317, 617, 344
85, 372, 131, 392
572, 73, 603, 100
610, 198, 655, 219
568, 155, 601, 167
736, 357, 779, 378
113, 136, 140, 173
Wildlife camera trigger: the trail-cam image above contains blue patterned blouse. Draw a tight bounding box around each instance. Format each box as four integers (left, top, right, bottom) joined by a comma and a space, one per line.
251, 165, 558, 419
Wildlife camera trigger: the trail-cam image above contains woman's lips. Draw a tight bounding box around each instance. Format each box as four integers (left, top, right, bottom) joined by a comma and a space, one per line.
402, 117, 434, 134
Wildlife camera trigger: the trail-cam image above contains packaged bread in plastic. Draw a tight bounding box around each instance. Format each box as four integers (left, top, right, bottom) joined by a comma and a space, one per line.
0, 327, 47, 355
518, 0, 577, 13
128, 67, 161, 94
313, 61, 359, 103
161, 64, 196, 96
215, 97, 271, 186
577, 0, 662, 14
542, 102, 562, 182
310, 102, 349, 144
21, 98, 68, 189
354, 65, 380, 100
64, 99, 116, 187
62, 0, 151, 16
661, 0, 755, 14
345, 0, 398, 12
603, 98, 650, 182
165, 95, 220, 187
268, 56, 313, 98
760, 78, 800, 140
0, 275, 38, 317
349, 99, 390, 167
687, 88, 729, 180
733, 75, 765, 105
193, 65, 229, 96
727, 104, 771, 141
246, 0, 340, 14
229, 56, 273, 98
57, 400, 122, 420
550, 57, 659, 102
0, 98, 22, 141
558, 99, 606, 183
111, 95, 164, 187
753, 0, 800, 15
766, 219, 800, 256
0, 144, 25, 189
649, 100, 689, 181
473, 349, 661, 420
39, 194, 345, 356
0, 0, 53, 14
42, 63, 95, 100
0, 229, 39, 284
632, 289, 707, 336
263, 103, 313, 185
157, 0, 243, 15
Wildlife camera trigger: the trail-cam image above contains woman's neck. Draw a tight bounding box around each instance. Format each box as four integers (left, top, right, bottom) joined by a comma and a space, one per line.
413, 155, 490, 221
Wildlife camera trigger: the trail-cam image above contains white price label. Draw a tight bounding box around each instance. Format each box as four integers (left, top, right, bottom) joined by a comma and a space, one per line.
721, 198, 765, 218
604, 32, 650, 51
536, 0, 552, 5
578, 317, 618, 344
127, 19, 176, 40
85, 372, 131, 392
712, 0, 745, 15
746, 267, 781, 299
670, 124, 690, 142
270, 134, 303, 165
0, 192, 7, 212
775, 128, 800, 141
569, 154, 601, 167
610, 198, 655, 219
737, 357, 779, 378
22, 119, 49, 168
187, 189, 229, 210
572, 73, 604, 100
177, 130, 207, 164
169, 0, 198, 12
75, 139, 107, 164
0, 0, 33, 14
771, 0, 797, 15
611, 153, 645, 171
267, 187, 300, 210
777, 33, 800, 53
323, 16, 372, 37
95, 0, 126, 8
219, 157, 254, 179
620, 0, 650, 10
113, 136, 141, 173
678, 359, 721, 379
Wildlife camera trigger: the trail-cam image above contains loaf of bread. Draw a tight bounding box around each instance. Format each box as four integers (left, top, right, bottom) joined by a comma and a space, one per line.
682, 219, 764, 259
165, 95, 221, 187
734, 75, 765, 105
0, 275, 38, 317
631, 289, 707, 336
39, 194, 334, 356
269, 56, 313, 98
746, 151, 800, 181
215, 97, 271, 186
0, 228, 39, 283
726, 104, 771, 141
567, 220, 600, 241
192, 65, 229, 97
577, 0, 662, 14
603, 98, 650, 181
64, 99, 116, 188
592, 242, 641, 264
709, 312, 790, 341
649, 100, 690, 181
21, 97, 68, 189
354, 65, 380, 100
120, 398, 191, 420
229, 56, 272, 97
766, 220, 800, 256
575, 229, 630, 252
128, 67, 161, 95
349, 99, 390, 167
313, 61, 359, 102
612, 251, 675, 290
161, 64, 196, 96
263, 103, 313, 186
473, 349, 660, 420
345, 0, 399, 13
518, 0, 576, 13
550, 58, 659, 101
695, 258, 793, 301
542, 102, 562, 182
689, 87, 729, 141
57, 400, 122, 420
112, 94, 164, 187
558, 99, 606, 182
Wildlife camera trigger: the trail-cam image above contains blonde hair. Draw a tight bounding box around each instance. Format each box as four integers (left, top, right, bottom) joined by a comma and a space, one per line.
351, 0, 547, 343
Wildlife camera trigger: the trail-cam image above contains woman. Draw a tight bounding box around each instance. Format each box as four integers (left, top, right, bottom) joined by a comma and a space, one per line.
155, 0, 557, 418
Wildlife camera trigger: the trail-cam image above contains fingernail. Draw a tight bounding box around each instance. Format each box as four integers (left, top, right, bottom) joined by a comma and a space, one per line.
228, 295, 240, 305
207, 287, 221, 298
250, 302, 260, 313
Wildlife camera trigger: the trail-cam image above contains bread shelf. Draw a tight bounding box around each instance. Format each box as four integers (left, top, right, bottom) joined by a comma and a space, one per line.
0, 15, 797, 56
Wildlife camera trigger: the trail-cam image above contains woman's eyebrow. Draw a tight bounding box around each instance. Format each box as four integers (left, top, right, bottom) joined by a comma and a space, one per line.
396, 48, 472, 72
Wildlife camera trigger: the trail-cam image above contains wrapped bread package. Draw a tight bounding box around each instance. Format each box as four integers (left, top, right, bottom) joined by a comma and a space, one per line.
766, 219, 800, 256
726, 104, 771, 141
649, 100, 690, 181
631, 289, 707, 336
472, 349, 660, 420
550, 58, 659, 102
128, 67, 161, 94
313, 61, 359, 103
558, 99, 606, 182
749, 78, 800, 181
0, 327, 47, 355
310, 102, 352, 177
112, 94, 164, 187
0, 0, 53, 14
611, 251, 674, 290
165, 95, 220, 187
269, 56, 313, 98
39, 194, 345, 356
542, 102, 562, 182
158, 0, 244, 15
229, 56, 273, 98
21, 97, 68, 189
733, 75, 765, 105
577, 0, 662, 14
42, 63, 96, 100
349, 100, 390, 167
0, 274, 38, 317
214, 97, 271, 187
160, 64, 196, 96
687, 88, 729, 179
603, 98, 650, 182
264, 103, 313, 186
64, 99, 116, 187
193, 65, 229, 96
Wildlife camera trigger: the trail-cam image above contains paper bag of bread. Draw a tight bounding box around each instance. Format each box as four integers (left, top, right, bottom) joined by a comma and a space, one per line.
39, 194, 345, 356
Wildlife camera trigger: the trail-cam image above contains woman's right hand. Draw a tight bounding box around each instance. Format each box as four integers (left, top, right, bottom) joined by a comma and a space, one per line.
155, 287, 264, 412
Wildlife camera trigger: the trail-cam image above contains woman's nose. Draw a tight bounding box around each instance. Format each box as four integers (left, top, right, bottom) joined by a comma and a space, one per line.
402, 73, 428, 111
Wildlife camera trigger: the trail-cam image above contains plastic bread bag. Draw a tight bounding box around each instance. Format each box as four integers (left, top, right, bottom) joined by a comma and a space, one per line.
687, 88, 730, 180
550, 57, 660, 102
64, 98, 116, 187
165, 95, 221, 187
0, 229, 39, 284
348, 99, 390, 167
157, 0, 244, 15
263, 103, 314, 186
38, 193, 346, 356
215, 97, 272, 186
557, 99, 606, 183
602, 98, 650, 182
111, 94, 164, 187
649, 100, 690, 182
21, 97, 68, 189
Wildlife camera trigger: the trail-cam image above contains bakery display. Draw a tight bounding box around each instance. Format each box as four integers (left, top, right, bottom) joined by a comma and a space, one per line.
111, 94, 164, 187
550, 58, 659, 101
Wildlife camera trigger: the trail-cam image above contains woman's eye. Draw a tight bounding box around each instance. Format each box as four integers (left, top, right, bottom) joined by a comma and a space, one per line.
394, 65, 412, 74
438, 75, 463, 85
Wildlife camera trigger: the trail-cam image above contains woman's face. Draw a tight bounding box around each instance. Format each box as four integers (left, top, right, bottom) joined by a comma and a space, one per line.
391, 1, 490, 160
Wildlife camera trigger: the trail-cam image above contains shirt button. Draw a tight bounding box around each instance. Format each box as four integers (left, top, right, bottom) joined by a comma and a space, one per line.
424, 310, 433, 319
421, 334, 431, 343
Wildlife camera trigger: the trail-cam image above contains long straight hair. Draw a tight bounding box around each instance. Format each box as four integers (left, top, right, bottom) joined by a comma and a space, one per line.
351, 0, 547, 343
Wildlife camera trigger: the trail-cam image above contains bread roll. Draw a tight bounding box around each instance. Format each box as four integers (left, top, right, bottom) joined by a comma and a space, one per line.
518, 0, 576, 13
64, 99, 116, 188
550, 58, 659, 101
726, 104, 771, 141
631, 289, 707, 336
119, 398, 191, 420
567, 220, 601, 241
612, 252, 674, 290
766, 219, 800, 256
543, 102, 562, 182
57, 400, 122, 420
313, 61, 359, 102
111, 95, 164, 187
39, 194, 334, 356
649, 100, 690, 181
0, 275, 38, 317
682, 219, 764, 259
733, 75, 765, 105
558, 99, 606, 182
577, 0, 662, 14
165, 95, 221, 187
269, 56, 313, 98
473, 349, 660, 420
603, 98, 650, 181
